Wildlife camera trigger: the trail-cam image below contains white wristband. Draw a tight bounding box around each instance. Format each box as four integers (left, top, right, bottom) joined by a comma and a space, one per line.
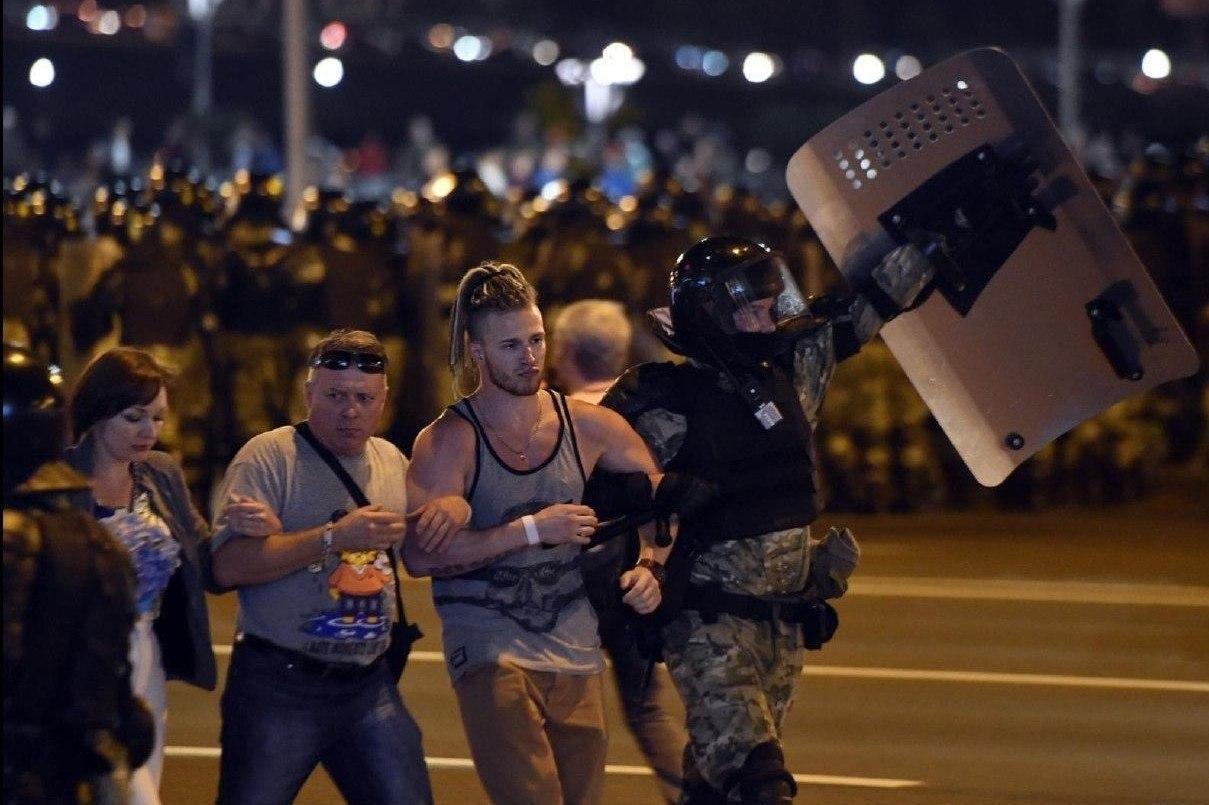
521, 514, 540, 546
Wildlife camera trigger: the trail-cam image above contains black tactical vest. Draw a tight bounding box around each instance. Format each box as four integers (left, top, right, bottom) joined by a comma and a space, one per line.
666, 362, 821, 543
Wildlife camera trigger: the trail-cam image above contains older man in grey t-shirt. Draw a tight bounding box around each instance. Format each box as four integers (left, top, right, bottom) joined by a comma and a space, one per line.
207, 328, 432, 805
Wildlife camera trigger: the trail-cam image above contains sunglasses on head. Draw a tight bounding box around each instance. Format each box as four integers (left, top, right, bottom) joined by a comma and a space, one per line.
310, 350, 387, 373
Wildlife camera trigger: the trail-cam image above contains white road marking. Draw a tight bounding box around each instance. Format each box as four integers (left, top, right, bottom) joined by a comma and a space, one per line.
210, 646, 1208, 692
804, 665, 1209, 693
849, 577, 1209, 607
162, 748, 922, 788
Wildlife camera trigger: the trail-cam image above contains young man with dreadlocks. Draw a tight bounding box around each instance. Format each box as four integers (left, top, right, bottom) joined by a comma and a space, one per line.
402, 262, 668, 804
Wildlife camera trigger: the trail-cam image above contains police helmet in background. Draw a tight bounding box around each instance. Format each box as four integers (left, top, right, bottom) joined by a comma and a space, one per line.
442, 168, 502, 220
332, 199, 391, 244
4, 173, 81, 244
91, 177, 138, 238
666, 236, 809, 367
2, 343, 68, 497
226, 170, 287, 228
108, 195, 162, 248
298, 187, 349, 242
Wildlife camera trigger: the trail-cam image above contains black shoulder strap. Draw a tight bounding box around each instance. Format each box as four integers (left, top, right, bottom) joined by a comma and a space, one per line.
295, 422, 371, 508
551, 390, 588, 484
293, 422, 408, 628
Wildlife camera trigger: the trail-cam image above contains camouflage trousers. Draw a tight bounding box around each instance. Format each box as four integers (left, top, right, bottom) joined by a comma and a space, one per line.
662, 608, 806, 799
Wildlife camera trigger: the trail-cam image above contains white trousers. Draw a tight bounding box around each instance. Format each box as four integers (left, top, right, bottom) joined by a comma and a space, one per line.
128, 616, 167, 805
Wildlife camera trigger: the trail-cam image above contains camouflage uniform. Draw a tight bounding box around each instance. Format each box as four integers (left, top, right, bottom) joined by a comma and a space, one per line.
625, 363, 834, 799
663, 530, 811, 795
609, 241, 928, 801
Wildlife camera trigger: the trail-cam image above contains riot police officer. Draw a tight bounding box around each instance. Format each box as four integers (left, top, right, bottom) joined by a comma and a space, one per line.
3, 342, 154, 803
600, 236, 934, 803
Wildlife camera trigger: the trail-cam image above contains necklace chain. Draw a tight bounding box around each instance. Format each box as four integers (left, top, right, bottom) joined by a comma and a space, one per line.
481, 393, 545, 459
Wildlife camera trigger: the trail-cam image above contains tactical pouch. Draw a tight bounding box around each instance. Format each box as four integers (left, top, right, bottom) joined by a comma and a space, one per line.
798, 599, 839, 650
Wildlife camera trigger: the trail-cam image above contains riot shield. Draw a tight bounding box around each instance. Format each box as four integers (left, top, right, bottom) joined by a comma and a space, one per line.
786, 47, 1199, 486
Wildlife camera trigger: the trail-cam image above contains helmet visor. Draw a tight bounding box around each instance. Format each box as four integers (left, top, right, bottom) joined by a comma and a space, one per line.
715, 255, 808, 334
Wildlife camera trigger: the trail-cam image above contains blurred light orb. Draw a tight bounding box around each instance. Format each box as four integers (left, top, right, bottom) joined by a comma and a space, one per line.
454, 35, 489, 62
745, 148, 772, 174
313, 57, 344, 88
895, 54, 922, 80
702, 50, 729, 77
532, 39, 559, 66
742, 52, 776, 83
602, 42, 633, 61
29, 57, 55, 88
427, 23, 455, 50
124, 5, 146, 28
590, 42, 644, 86
26, 5, 59, 31
320, 21, 347, 51
590, 56, 644, 86
853, 53, 886, 84
675, 45, 703, 71
555, 59, 587, 86
97, 9, 120, 35
540, 179, 568, 201
1141, 48, 1171, 79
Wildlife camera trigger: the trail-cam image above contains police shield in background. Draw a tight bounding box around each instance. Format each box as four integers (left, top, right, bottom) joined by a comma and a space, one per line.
3, 343, 154, 804
602, 236, 934, 803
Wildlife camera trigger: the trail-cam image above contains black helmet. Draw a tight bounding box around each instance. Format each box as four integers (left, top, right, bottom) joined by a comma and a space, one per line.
2, 343, 68, 496
226, 171, 286, 228
299, 187, 349, 242
665, 236, 810, 367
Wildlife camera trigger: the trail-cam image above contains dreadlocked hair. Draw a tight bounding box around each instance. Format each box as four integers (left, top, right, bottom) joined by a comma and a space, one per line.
449, 261, 538, 397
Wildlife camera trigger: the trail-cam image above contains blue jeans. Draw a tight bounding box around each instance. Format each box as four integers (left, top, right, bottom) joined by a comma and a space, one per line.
217, 641, 432, 804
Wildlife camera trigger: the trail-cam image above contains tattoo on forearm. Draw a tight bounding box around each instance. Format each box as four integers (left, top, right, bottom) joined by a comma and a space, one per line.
426, 544, 526, 578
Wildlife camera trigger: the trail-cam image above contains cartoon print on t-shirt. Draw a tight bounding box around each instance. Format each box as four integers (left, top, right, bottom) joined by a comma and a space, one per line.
301, 550, 392, 640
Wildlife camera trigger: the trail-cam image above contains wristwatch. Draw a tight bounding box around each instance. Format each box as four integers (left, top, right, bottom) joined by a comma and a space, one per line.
309, 524, 335, 573
636, 557, 666, 585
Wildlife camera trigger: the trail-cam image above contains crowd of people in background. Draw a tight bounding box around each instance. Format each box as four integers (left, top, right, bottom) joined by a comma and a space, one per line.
4, 118, 1207, 515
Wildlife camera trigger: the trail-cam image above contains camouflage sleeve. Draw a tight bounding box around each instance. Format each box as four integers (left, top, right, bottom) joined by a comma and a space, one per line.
805, 293, 880, 364
601, 362, 689, 469
790, 323, 837, 423
871, 243, 935, 312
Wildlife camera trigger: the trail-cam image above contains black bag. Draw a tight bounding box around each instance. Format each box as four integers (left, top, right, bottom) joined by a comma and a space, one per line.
295, 422, 422, 682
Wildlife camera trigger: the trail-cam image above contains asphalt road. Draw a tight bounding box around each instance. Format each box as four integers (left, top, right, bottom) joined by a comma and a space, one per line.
161, 505, 1209, 804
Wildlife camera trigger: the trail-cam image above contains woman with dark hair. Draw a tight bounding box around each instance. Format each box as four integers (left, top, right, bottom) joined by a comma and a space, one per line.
65, 347, 280, 805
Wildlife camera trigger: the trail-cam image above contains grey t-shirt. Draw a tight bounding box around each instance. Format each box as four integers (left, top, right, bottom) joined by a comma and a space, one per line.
210, 426, 408, 665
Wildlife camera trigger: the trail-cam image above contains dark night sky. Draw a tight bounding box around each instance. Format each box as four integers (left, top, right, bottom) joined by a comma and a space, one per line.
3, 0, 1206, 158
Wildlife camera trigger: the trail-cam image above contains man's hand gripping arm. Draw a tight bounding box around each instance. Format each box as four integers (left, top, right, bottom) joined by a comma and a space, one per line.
402, 414, 598, 578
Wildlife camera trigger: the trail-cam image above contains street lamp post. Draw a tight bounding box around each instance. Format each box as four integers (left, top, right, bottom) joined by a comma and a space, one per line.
187, 0, 218, 173
1057, 0, 1090, 151
282, 0, 310, 222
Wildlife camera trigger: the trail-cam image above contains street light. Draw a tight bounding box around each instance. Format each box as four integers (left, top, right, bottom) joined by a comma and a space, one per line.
29, 57, 55, 88
313, 57, 344, 88
742, 52, 776, 83
853, 53, 886, 85
1141, 48, 1172, 79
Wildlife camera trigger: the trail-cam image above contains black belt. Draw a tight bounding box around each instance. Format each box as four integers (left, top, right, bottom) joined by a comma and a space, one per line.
236, 633, 383, 681
683, 583, 794, 624
681, 583, 838, 649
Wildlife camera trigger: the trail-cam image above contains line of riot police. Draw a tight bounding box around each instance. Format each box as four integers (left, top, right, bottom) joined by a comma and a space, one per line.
3, 145, 1206, 511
